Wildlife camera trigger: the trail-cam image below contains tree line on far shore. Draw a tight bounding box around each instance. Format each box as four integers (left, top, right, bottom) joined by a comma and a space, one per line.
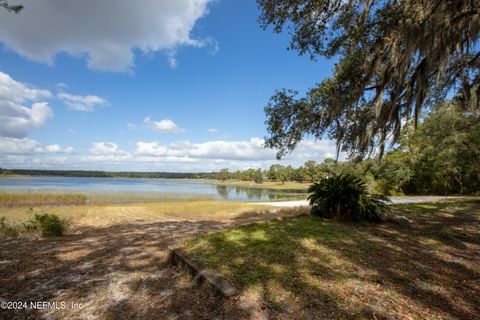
0, 169, 216, 180
1, 101, 478, 196
218, 101, 480, 196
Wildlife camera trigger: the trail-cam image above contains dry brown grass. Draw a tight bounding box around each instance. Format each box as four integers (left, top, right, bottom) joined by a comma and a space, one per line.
0, 193, 86, 207
0, 204, 302, 320
0, 201, 266, 227
1, 205, 88, 225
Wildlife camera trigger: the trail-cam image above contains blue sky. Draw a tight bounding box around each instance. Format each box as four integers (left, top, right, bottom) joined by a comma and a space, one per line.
0, 0, 339, 172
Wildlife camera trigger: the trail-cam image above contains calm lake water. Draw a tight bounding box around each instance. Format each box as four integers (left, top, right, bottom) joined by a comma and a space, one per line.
0, 177, 306, 202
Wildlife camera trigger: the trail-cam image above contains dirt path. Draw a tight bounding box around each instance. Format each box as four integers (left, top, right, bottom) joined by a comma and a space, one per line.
0, 208, 303, 320
256, 196, 463, 207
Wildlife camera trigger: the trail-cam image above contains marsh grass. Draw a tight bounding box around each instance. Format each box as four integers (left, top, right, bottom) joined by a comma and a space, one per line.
0, 192, 87, 207
0, 200, 266, 227
84, 192, 213, 204
0, 190, 215, 207
183, 201, 480, 319
144, 201, 266, 221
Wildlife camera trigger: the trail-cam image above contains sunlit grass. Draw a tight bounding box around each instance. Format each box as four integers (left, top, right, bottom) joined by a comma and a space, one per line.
0, 205, 89, 224
144, 201, 265, 220
0, 200, 267, 227
0, 190, 214, 206
183, 201, 480, 318
0, 192, 87, 207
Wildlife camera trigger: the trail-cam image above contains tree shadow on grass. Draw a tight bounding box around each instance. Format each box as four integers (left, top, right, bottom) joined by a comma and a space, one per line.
185, 202, 480, 319
0, 216, 276, 320
1, 202, 478, 319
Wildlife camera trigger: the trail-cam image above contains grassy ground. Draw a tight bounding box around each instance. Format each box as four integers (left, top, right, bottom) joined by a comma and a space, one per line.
0, 193, 87, 207
0, 200, 267, 228
0, 205, 301, 319
184, 201, 480, 319
0, 190, 215, 205
208, 179, 311, 191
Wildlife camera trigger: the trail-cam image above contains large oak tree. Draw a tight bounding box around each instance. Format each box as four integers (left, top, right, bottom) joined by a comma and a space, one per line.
258, 0, 480, 158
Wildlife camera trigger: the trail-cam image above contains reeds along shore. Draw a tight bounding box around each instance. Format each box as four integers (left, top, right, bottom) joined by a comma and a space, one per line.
0, 193, 87, 207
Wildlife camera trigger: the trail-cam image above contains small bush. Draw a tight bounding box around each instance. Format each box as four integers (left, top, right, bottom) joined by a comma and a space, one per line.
1, 210, 66, 238
0, 216, 19, 237
308, 173, 388, 222
23, 209, 66, 237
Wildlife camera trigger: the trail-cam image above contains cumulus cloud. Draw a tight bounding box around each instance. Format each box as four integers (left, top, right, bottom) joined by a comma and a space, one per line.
0, 138, 75, 154
90, 142, 127, 156
135, 138, 341, 162
55, 82, 68, 89
58, 92, 108, 112
207, 128, 219, 134
144, 117, 184, 133
202, 37, 220, 55
0, 70, 53, 138
0, 136, 343, 171
166, 52, 178, 68
0, 0, 215, 72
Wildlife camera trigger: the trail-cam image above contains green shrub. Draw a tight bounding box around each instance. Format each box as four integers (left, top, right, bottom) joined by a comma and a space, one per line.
308, 173, 388, 222
23, 209, 66, 237
0, 216, 19, 237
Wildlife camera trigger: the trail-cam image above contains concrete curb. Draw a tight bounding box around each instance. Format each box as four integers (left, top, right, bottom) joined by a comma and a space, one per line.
168, 247, 239, 298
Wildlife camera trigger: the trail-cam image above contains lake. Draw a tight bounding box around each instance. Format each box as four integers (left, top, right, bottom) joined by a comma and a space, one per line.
0, 176, 306, 202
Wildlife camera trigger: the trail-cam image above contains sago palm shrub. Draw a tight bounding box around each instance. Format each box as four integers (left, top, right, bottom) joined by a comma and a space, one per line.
308, 173, 388, 222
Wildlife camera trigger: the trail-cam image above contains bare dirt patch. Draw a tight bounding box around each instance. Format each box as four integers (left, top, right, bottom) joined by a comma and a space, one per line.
0, 206, 304, 320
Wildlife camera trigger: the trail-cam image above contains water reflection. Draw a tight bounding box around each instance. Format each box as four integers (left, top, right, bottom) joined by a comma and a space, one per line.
215, 184, 305, 201
0, 177, 307, 202
216, 185, 229, 199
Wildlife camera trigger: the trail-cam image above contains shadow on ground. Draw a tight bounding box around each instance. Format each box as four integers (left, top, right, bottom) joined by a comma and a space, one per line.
0, 208, 303, 320
185, 201, 480, 319
1, 202, 479, 319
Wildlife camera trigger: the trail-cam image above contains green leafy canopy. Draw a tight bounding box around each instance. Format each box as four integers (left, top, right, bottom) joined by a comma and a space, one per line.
258, 0, 480, 158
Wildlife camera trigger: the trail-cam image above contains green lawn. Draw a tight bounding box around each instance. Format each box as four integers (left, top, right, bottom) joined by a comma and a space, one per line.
184, 201, 480, 319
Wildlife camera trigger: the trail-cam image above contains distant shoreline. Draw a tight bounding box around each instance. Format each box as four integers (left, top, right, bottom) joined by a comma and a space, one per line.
0, 170, 312, 192
0, 169, 217, 179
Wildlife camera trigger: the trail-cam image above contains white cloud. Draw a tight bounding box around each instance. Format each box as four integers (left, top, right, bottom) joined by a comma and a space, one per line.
0, 0, 215, 72
144, 117, 184, 133
203, 37, 219, 55
0, 138, 75, 154
90, 142, 127, 156
135, 137, 342, 163
127, 123, 136, 129
207, 128, 219, 134
0, 137, 344, 171
0, 70, 53, 138
0, 71, 51, 103
167, 52, 178, 68
58, 92, 107, 112
44, 144, 75, 154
